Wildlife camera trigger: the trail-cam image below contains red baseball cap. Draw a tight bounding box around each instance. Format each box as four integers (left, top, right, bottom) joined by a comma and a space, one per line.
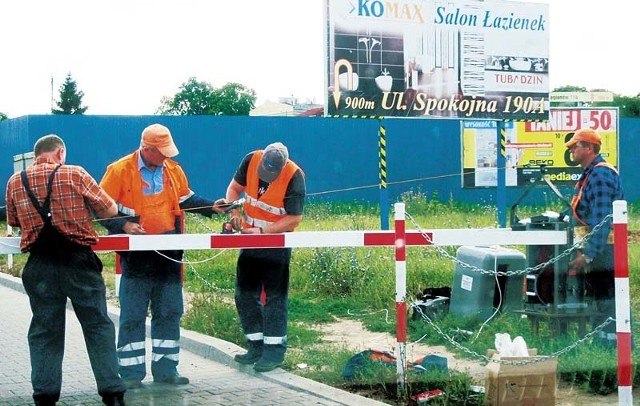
565, 128, 601, 148
141, 124, 179, 157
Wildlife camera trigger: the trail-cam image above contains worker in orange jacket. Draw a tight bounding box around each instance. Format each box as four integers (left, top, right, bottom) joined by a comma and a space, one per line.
100, 124, 221, 389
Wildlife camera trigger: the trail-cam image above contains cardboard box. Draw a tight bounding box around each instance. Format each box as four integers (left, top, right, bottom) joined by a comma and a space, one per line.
484, 349, 557, 406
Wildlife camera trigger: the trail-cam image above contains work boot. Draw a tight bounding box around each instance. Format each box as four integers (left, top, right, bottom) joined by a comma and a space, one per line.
234, 340, 263, 365
34, 394, 58, 406
101, 392, 125, 406
254, 343, 286, 372
34, 400, 56, 406
154, 375, 190, 385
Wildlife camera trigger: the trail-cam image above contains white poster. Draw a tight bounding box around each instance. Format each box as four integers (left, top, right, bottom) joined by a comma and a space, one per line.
325, 0, 550, 121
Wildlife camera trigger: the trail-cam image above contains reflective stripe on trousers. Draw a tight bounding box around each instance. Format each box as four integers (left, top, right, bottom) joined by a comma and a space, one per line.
235, 248, 291, 346
116, 262, 184, 381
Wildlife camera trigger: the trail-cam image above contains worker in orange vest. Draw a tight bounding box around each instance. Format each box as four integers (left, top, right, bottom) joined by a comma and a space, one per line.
221, 142, 306, 372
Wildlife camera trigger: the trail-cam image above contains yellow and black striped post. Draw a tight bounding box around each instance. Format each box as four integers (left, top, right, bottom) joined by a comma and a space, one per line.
499, 125, 506, 160
496, 120, 506, 227
379, 117, 389, 230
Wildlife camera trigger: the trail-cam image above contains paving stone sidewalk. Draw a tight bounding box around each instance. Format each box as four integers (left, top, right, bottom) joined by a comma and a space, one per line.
0, 273, 385, 406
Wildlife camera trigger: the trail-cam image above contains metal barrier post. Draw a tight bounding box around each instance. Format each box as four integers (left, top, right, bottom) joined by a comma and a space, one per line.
394, 202, 407, 400
613, 200, 632, 405
6, 225, 13, 269
115, 253, 122, 297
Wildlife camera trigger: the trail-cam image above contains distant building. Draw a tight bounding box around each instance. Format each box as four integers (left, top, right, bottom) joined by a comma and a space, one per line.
297, 107, 324, 117
250, 97, 324, 117
249, 101, 295, 116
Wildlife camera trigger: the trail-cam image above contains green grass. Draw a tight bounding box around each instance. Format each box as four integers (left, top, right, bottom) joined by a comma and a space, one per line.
179, 197, 640, 402
2, 196, 639, 404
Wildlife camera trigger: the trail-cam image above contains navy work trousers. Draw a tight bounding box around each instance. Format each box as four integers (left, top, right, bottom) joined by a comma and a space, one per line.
235, 248, 291, 343
22, 249, 124, 403
589, 246, 616, 336
116, 254, 184, 382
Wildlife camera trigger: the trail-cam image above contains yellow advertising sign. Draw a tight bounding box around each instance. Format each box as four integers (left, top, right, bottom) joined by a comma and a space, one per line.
462, 108, 619, 187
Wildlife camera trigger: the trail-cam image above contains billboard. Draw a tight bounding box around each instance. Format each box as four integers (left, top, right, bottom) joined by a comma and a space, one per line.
461, 108, 619, 187
325, 0, 550, 120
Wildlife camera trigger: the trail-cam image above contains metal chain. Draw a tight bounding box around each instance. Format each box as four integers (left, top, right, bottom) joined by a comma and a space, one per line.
411, 304, 615, 366
185, 212, 219, 234
182, 213, 235, 295
403, 211, 616, 365
404, 211, 613, 277
184, 259, 235, 295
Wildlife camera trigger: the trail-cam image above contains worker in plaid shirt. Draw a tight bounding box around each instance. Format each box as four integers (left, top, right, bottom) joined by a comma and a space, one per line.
5, 134, 126, 406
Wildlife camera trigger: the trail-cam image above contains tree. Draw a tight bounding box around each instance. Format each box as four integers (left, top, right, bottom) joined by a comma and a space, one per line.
52, 73, 88, 115
156, 77, 216, 115
609, 93, 640, 118
552, 85, 587, 93
156, 77, 256, 116
211, 83, 257, 116
0, 112, 7, 121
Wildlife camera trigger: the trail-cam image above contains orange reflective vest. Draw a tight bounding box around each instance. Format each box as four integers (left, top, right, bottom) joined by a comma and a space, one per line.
242, 151, 300, 231
100, 150, 192, 234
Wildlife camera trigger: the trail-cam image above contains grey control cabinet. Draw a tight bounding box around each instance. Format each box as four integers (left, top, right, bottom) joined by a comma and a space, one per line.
450, 246, 526, 320
522, 220, 587, 312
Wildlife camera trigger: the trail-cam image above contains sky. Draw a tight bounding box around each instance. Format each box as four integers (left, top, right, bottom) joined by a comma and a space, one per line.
0, 0, 637, 118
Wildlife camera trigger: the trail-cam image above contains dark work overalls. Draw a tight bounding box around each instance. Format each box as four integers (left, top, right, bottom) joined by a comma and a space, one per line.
20, 166, 125, 405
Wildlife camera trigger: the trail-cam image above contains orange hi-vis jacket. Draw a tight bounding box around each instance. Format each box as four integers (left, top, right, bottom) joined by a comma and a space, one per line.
242, 151, 300, 231
100, 150, 192, 234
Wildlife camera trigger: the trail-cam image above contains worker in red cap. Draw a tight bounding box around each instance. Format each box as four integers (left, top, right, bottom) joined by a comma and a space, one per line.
565, 128, 624, 348
99, 124, 222, 389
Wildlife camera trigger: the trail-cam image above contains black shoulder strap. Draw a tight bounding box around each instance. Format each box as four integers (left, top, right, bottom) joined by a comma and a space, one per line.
20, 165, 62, 222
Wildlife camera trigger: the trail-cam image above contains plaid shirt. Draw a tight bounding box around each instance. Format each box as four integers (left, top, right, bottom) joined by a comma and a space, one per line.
5, 156, 114, 252
574, 155, 624, 258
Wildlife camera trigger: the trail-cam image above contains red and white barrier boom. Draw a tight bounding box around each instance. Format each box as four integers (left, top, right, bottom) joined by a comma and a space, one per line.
613, 200, 632, 405
0, 225, 567, 254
